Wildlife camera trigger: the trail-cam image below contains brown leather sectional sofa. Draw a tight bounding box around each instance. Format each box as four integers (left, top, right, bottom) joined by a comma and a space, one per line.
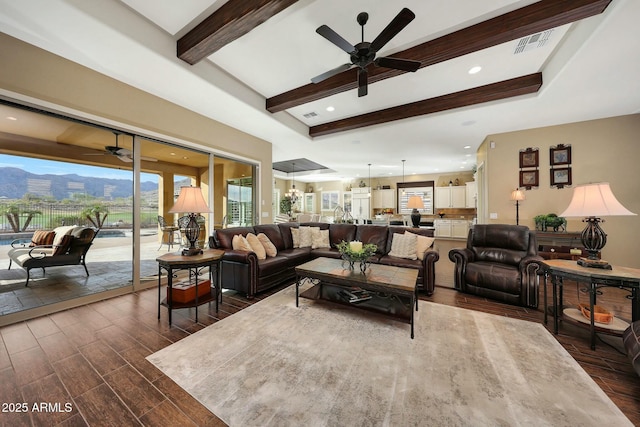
209, 222, 439, 299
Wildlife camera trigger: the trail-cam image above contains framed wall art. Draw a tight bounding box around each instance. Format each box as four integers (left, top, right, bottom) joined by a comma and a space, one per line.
550, 144, 571, 166
519, 148, 539, 168
550, 167, 572, 188
519, 170, 539, 189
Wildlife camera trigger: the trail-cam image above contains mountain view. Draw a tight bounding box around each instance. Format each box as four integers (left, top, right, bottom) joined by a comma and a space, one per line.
0, 167, 158, 200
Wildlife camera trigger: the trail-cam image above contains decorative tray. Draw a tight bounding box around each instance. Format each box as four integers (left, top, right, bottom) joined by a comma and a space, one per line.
563, 308, 629, 333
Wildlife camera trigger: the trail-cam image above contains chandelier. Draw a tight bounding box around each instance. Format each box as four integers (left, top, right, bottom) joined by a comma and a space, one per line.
287, 162, 300, 203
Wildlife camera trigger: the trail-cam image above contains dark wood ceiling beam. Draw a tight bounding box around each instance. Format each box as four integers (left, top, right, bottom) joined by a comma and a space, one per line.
308, 73, 542, 137
267, 0, 611, 112
178, 0, 298, 65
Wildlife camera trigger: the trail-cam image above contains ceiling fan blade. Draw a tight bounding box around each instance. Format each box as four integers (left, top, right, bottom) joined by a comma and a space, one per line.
316, 25, 356, 54
311, 63, 352, 84
115, 148, 132, 156
370, 8, 415, 53
358, 68, 368, 97
374, 56, 420, 72
117, 155, 133, 163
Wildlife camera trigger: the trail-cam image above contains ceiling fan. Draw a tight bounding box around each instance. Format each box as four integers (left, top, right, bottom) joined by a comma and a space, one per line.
312, 8, 421, 97
84, 132, 157, 163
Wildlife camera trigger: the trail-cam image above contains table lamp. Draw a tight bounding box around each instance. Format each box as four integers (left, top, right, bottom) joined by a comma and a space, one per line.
407, 196, 424, 228
169, 186, 211, 256
559, 182, 636, 269
510, 189, 525, 225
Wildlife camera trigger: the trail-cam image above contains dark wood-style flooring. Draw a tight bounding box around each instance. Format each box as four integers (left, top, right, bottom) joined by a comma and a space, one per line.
1, 280, 639, 426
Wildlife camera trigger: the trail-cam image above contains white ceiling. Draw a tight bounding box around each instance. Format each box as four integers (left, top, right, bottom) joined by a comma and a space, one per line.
1, 0, 639, 182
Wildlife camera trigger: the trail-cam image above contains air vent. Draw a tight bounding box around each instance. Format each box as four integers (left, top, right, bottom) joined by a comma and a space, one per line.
303, 111, 318, 119
514, 29, 553, 54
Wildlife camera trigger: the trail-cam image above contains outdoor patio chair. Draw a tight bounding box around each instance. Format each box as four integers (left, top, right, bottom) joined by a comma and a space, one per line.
157, 215, 179, 251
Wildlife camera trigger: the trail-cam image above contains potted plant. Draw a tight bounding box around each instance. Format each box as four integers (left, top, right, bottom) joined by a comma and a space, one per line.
280, 196, 293, 216
534, 213, 567, 232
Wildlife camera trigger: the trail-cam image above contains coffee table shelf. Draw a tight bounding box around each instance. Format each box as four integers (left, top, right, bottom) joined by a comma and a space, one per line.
295, 257, 419, 338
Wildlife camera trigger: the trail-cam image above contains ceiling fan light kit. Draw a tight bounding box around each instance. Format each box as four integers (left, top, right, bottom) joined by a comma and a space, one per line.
312, 8, 421, 97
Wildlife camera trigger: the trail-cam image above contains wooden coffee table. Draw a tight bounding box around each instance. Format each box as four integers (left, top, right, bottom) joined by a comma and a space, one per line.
295, 257, 419, 338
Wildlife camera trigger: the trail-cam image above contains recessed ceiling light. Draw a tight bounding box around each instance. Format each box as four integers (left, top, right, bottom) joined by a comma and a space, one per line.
326, 106, 335, 112
464, 145, 471, 149
6, 116, 17, 121
468, 66, 482, 74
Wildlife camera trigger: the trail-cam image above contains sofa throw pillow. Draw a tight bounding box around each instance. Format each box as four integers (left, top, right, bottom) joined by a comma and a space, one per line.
232, 234, 253, 253
257, 233, 278, 257
246, 233, 266, 260
405, 231, 435, 261
298, 226, 317, 248
291, 227, 300, 248
388, 232, 418, 260
311, 229, 330, 249
30, 230, 55, 247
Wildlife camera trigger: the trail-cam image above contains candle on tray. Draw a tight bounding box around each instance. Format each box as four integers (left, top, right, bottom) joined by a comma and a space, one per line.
349, 241, 363, 252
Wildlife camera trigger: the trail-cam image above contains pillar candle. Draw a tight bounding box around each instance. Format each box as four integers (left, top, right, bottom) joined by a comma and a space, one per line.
349, 241, 363, 252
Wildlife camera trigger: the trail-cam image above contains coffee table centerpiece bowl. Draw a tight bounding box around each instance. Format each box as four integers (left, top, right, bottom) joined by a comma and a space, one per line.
337, 240, 378, 273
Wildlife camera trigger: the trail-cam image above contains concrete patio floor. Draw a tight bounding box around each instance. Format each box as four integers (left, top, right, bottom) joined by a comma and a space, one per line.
0, 231, 182, 317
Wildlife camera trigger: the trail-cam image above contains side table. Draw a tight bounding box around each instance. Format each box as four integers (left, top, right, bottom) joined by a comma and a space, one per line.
156, 249, 224, 325
542, 259, 640, 350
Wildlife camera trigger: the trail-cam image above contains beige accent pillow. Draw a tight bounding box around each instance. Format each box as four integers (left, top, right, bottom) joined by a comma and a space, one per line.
405, 231, 435, 261
52, 225, 77, 246
232, 234, 252, 252
257, 233, 278, 257
291, 227, 300, 248
388, 232, 418, 260
246, 233, 266, 260
298, 226, 318, 248
311, 229, 330, 249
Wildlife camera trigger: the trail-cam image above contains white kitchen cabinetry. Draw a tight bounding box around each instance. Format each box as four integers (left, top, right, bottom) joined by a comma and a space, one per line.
351, 187, 371, 221
435, 186, 466, 208
451, 220, 470, 238
435, 219, 470, 238
465, 181, 477, 208
372, 189, 395, 209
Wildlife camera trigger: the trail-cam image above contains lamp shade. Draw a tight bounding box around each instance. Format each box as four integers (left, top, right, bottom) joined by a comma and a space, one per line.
407, 196, 425, 210
559, 182, 635, 218
169, 186, 211, 214
510, 189, 525, 201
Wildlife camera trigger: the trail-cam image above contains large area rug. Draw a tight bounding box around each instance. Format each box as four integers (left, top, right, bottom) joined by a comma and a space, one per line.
148, 285, 632, 426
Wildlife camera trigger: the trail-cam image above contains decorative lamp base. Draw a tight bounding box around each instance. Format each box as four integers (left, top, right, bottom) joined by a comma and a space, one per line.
577, 257, 612, 270
181, 247, 203, 256
410, 209, 421, 228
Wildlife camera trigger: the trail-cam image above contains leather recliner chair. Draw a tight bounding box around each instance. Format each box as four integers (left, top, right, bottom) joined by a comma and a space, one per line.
449, 224, 543, 308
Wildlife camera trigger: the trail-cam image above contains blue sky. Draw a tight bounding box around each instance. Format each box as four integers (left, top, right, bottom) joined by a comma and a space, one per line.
0, 154, 158, 183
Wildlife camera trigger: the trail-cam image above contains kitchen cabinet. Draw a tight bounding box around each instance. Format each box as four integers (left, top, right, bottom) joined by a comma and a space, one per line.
372, 189, 396, 209
465, 181, 477, 208
451, 220, 470, 238
434, 219, 470, 238
435, 186, 466, 208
